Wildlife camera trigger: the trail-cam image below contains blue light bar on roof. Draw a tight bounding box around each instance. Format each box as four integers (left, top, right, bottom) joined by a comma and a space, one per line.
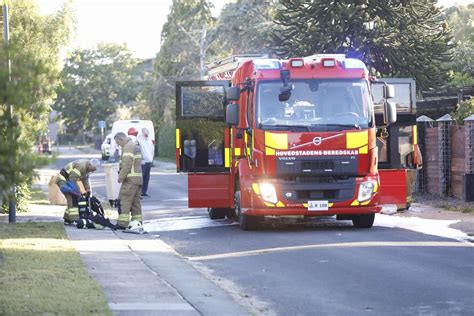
342, 58, 367, 70
253, 59, 281, 70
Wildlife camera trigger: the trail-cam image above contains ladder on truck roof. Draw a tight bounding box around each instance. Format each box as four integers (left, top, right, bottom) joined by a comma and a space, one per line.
207, 54, 269, 80
303, 54, 346, 62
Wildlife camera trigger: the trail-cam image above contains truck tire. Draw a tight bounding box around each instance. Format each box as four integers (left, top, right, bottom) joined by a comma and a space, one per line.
234, 190, 262, 230
352, 213, 375, 228
207, 208, 227, 220
226, 208, 236, 219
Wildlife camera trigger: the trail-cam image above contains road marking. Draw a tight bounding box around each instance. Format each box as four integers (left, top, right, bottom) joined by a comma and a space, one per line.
188, 241, 473, 261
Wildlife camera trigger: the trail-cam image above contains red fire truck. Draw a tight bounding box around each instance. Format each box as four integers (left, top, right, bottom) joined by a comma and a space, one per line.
176, 54, 419, 230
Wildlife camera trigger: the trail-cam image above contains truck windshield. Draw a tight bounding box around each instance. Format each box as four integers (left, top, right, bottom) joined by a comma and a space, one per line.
257, 79, 373, 131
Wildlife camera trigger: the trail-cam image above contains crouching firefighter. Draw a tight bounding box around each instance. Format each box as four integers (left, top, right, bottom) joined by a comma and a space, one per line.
114, 132, 144, 232
55, 159, 100, 224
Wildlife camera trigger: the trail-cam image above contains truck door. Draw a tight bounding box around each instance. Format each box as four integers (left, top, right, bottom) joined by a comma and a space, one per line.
372, 78, 417, 207
176, 80, 232, 208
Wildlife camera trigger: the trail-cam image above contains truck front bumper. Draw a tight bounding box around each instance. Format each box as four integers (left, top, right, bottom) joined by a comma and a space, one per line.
243, 205, 381, 217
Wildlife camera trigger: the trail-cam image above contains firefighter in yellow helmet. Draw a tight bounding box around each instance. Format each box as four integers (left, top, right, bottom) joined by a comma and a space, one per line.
114, 132, 143, 229
55, 158, 100, 224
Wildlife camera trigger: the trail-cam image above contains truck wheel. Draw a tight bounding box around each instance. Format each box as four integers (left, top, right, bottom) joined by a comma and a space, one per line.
352, 213, 375, 228
234, 191, 262, 230
225, 208, 236, 219
207, 208, 226, 220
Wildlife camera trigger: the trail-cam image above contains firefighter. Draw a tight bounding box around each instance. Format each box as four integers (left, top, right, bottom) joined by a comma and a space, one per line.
127, 127, 139, 143
55, 158, 101, 224
114, 132, 143, 229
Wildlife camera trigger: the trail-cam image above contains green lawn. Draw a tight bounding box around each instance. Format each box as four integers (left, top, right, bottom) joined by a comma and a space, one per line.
0, 222, 111, 315
30, 187, 50, 205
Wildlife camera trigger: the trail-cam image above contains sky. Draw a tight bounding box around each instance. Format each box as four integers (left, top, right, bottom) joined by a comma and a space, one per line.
37, 0, 473, 60
37, 0, 232, 59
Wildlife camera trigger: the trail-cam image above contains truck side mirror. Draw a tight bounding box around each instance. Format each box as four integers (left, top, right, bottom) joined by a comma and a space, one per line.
226, 103, 239, 126
227, 87, 240, 101
384, 84, 395, 99
384, 101, 397, 124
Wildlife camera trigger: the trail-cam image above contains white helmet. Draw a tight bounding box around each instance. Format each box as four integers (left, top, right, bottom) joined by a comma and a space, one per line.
127, 220, 145, 234
89, 158, 101, 170
127, 220, 142, 230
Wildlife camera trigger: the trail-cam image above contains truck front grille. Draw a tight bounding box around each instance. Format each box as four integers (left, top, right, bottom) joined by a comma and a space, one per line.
279, 177, 356, 203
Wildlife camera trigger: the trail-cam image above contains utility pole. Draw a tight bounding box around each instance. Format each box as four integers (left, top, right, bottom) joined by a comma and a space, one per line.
2, 2, 15, 223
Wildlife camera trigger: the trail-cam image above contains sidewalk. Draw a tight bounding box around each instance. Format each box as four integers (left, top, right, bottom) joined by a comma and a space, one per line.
66, 226, 248, 315
1, 206, 248, 315
381, 203, 474, 237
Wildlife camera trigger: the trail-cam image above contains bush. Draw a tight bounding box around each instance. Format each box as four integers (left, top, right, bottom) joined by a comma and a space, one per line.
157, 122, 176, 159
451, 99, 474, 125
1, 182, 31, 214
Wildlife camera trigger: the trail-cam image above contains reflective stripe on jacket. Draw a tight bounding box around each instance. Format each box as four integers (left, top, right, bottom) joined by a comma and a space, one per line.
55, 159, 90, 190
119, 138, 143, 185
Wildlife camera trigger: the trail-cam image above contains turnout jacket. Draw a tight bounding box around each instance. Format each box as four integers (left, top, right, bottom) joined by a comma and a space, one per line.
118, 138, 143, 185
56, 159, 91, 190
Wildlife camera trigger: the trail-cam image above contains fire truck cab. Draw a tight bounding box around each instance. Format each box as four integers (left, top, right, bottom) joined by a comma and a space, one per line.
176, 54, 416, 230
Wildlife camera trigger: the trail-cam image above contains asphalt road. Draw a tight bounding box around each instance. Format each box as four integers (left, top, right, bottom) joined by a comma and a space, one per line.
53, 148, 474, 316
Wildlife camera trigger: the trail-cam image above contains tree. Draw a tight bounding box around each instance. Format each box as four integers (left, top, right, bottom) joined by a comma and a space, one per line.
0, 0, 74, 211
451, 99, 474, 125
150, 0, 215, 158
272, 0, 453, 91
211, 0, 277, 58
54, 43, 142, 141
445, 4, 474, 87
155, 0, 215, 81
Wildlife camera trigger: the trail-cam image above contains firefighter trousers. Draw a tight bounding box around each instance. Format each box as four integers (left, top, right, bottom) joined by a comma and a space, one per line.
56, 179, 79, 222
117, 181, 143, 227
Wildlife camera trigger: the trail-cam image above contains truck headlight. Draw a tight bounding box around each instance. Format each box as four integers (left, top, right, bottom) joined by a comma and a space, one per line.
259, 183, 278, 204
358, 181, 375, 202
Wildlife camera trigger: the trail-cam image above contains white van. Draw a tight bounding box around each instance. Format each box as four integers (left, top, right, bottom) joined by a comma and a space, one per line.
109, 119, 155, 161
101, 133, 113, 160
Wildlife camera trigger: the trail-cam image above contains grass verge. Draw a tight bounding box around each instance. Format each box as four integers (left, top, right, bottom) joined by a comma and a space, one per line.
437, 203, 474, 214
413, 193, 474, 214
30, 187, 50, 205
0, 222, 111, 315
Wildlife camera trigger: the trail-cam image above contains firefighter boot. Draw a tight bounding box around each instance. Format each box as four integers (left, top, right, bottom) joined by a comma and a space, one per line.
115, 199, 127, 230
